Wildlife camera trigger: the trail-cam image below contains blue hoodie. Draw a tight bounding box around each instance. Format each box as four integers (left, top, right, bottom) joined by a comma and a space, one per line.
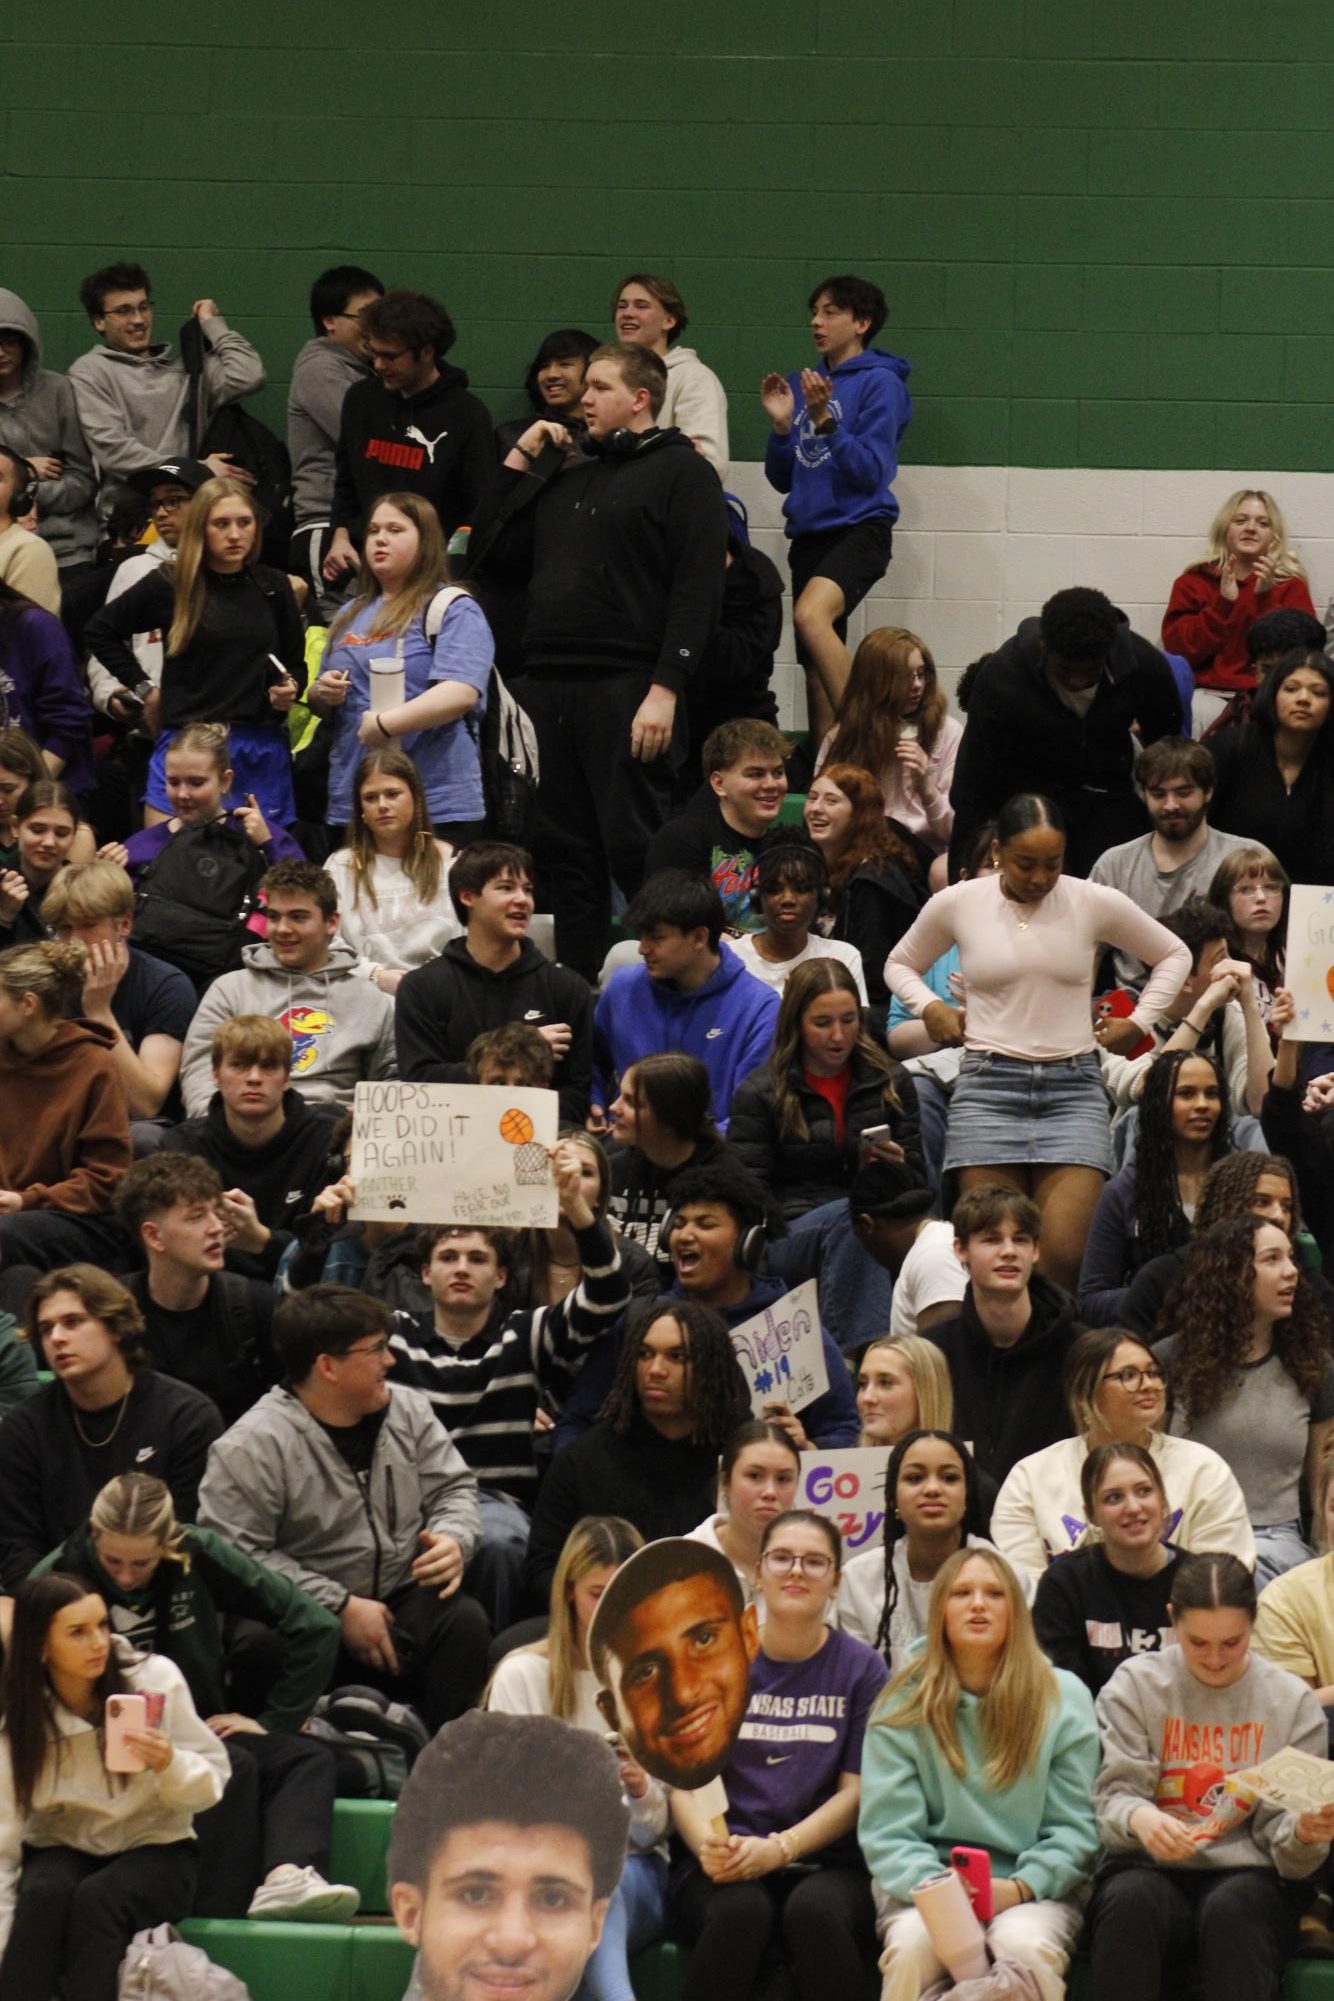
591, 940, 779, 1129
764, 347, 912, 537
553, 1271, 861, 1452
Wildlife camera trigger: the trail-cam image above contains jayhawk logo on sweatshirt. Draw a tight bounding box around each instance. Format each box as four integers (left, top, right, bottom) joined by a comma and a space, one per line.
279, 1004, 333, 1077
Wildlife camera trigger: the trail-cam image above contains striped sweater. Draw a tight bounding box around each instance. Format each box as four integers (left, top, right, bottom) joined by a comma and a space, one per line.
389, 1220, 628, 1508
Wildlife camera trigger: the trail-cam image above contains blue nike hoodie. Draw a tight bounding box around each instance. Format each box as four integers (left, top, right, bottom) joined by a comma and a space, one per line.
764, 347, 912, 537
591, 940, 779, 1129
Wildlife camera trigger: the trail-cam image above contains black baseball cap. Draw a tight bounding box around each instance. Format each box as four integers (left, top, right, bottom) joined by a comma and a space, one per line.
127, 458, 213, 497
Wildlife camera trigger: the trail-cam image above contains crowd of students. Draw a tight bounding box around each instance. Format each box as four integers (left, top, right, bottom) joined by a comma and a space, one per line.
2, 252, 1334, 2000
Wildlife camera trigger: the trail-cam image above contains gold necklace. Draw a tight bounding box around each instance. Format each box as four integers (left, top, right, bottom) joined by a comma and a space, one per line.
70, 1389, 131, 1449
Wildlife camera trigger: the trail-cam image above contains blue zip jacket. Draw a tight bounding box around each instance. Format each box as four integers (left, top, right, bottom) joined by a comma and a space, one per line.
764, 347, 912, 536
552, 1271, 860, 1452
591, 941, 779, 1130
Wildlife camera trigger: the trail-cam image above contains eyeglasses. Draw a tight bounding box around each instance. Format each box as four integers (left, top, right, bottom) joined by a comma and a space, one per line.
761, 1550, 834, 1578
1101, 1365, 1164, 1391
340, 1336, 391, 1360
102, 301, 152, 320
149, 494, 188, 514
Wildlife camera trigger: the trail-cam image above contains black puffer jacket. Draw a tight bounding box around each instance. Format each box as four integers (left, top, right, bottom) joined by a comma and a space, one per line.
728, 1050, 923, 1220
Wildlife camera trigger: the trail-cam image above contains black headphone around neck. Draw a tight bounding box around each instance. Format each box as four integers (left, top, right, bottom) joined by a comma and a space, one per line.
659, 1204, 767, 1273
0, 448, 37, 521
591, 425, 655, 460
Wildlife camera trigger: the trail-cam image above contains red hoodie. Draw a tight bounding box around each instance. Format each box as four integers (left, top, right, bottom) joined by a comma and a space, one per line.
0, 1018, 129, 1212
1162, 564, 1317, 693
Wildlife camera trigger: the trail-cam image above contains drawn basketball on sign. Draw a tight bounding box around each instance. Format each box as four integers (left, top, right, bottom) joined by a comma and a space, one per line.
499, 1107, 548, 1185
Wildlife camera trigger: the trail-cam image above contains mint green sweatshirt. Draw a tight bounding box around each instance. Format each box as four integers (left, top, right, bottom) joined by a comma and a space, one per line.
858, 1652, 1100, 1905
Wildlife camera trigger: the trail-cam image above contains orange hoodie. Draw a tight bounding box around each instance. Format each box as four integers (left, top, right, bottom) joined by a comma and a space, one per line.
0, 1019, 130, 1213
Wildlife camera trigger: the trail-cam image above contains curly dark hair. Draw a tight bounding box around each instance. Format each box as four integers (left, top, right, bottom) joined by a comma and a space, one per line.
873, 1429, 987, 1667
598, 1298, 748, 1447
1154, 1214, 1330, 1423
1195, 1151, 1301, 1236
1132, 1048, 1231, 1264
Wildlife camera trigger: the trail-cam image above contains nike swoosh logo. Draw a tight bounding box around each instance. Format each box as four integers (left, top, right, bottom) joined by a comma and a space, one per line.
135, 1447, 155, 1463
765, 1754, 791, 1765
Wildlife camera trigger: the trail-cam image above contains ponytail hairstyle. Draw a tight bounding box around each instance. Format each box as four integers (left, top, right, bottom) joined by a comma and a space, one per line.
168, 477, 260, 655
1168, 1550, 1257, 1624
874, 1429, 985, 1666
167, 720, 233, 776
90, 1473, 191, 1576
345, 746, 443, 909
0, 937, 87, 1021
1078, 1439, 1168, 1523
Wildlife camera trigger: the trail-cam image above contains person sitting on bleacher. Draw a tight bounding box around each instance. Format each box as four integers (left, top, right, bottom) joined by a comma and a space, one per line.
39, 1472, 357, 1924
198, 1283, 489, 1734
0, 1267, 223, 1599
159, 1014, 337, 1282
0, 1570, 228, 2001
642, 719, 790, 933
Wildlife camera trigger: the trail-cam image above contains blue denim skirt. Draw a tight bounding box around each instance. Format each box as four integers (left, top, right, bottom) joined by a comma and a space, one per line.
945, 1048, 1114, 1174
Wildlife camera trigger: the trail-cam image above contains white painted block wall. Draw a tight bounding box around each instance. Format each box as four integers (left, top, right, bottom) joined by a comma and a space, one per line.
728, 463, 1334, 730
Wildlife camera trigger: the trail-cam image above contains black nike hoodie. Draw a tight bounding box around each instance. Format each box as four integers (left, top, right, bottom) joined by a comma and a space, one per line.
394, 936, 593, 1123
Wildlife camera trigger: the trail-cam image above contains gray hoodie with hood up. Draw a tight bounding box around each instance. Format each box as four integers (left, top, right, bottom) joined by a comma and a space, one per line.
0, 290, 97, 568
179, 934, 397, 1116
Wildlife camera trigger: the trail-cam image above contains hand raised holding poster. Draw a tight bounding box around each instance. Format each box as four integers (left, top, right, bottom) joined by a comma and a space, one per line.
349, 1081, 559, 1225
728, 1279, 829, 1418
1281, 886, 1334, 1040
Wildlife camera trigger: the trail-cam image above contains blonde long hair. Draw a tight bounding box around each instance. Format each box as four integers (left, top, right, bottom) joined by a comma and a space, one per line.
328, 490, 459, 643
873, 1547, 1056, 1790
1197, 488, 1306, 582
167, 477, 260, 655
90, 1473, 191, 1574
484, 1516, 643, 1722
859, 1334, 954, 1440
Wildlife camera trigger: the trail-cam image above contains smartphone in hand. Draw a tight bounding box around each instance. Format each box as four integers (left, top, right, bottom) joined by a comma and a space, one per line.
104, 1691, 164, 1772
950, 1845, 993, 1921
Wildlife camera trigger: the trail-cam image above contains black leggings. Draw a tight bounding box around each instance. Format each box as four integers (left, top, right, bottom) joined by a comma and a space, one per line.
1087, 1861, 1309, 2001
193, 1730, 339, 1916
671, 1859, 878, 2001
0, 1839, 198, 2001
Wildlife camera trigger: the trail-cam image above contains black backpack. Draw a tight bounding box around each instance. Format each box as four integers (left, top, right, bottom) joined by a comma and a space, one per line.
180, 317, 293, 569
423, 588, 540, 844
130, 819, 267, 993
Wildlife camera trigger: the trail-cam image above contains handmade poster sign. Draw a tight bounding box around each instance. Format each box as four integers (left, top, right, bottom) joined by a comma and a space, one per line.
798, 1447, 890, 1553
729, 1279, 828, 1417
348, 1081, 559, 1225
588, 1538, 758, 1830
1281, 885, 1334, 1040
387, 1710, 629, 2001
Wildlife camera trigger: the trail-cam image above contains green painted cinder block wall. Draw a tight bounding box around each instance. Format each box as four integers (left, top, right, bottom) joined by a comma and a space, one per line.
6, 0, 1334, 468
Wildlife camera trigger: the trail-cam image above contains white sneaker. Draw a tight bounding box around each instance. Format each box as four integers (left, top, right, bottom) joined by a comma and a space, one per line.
246, 1864, 360, 1922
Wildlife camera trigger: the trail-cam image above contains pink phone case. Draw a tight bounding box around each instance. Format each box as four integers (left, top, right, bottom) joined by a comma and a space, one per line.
950, 1845, 993, 1921
105, 1693, 148, 1772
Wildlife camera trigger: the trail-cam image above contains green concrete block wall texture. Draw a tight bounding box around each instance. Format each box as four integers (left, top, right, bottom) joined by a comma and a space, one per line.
6, 0, 1334, 469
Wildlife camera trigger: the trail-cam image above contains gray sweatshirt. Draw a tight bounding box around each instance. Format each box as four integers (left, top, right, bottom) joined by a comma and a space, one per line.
1095, 1645, 1329, 1878
179, 935, 397, 1116
68, 314, 265, 481
198, 1383, 480, 1611
287, 336, 369, 524
0, 290, 97, 567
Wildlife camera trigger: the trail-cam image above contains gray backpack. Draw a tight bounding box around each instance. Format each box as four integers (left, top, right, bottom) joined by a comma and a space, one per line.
119, 1925, 251, 2001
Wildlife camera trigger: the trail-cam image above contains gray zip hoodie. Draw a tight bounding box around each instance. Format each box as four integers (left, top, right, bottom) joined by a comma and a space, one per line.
287, 335, 370, 524
0, 290, 97, 567
178, 935, 397, 1116
67, 312, 264, 482
198, 1383, 481, 1612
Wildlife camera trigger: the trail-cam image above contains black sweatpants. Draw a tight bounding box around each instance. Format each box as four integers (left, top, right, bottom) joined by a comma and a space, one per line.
515, 670, 681, 981
332, 1580, 491, 1734
0, 1839, 198, 2001
671, 1859, 878, 2001
192, 1730, 339, 1915
1087, 1861, 1309, 2001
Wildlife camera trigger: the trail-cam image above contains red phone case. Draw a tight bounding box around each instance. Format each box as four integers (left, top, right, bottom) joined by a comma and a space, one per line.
950, 1844, 993, 1921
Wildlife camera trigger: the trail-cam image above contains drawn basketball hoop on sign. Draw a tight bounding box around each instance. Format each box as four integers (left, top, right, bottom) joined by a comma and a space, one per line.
499, 1108, 549, 1185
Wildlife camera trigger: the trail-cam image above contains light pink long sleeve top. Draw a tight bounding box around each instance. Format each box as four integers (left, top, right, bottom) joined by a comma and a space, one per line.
885, 875, 1192, 1061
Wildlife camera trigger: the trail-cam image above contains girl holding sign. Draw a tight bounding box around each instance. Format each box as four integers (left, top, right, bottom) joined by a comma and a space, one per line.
1088, 1552, 1334, 2001
860, 1547, 1100, 2001
0, 1572, 229, 2001
671, 1510, 887, 2001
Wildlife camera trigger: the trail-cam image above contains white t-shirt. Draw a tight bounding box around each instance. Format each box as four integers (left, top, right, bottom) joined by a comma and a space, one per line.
730, 931, 868, 1003
890, 1219, 965, 1337
324, 847, 461, 975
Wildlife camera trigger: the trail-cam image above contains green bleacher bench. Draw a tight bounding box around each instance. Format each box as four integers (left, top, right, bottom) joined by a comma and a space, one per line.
775, 791, 806, 827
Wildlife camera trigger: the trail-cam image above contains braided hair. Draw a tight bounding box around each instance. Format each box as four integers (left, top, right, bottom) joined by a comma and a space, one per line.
597, 1298, 749, 1447
873, 1428, 987, 1667
1132, 1047, 1231, 1264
